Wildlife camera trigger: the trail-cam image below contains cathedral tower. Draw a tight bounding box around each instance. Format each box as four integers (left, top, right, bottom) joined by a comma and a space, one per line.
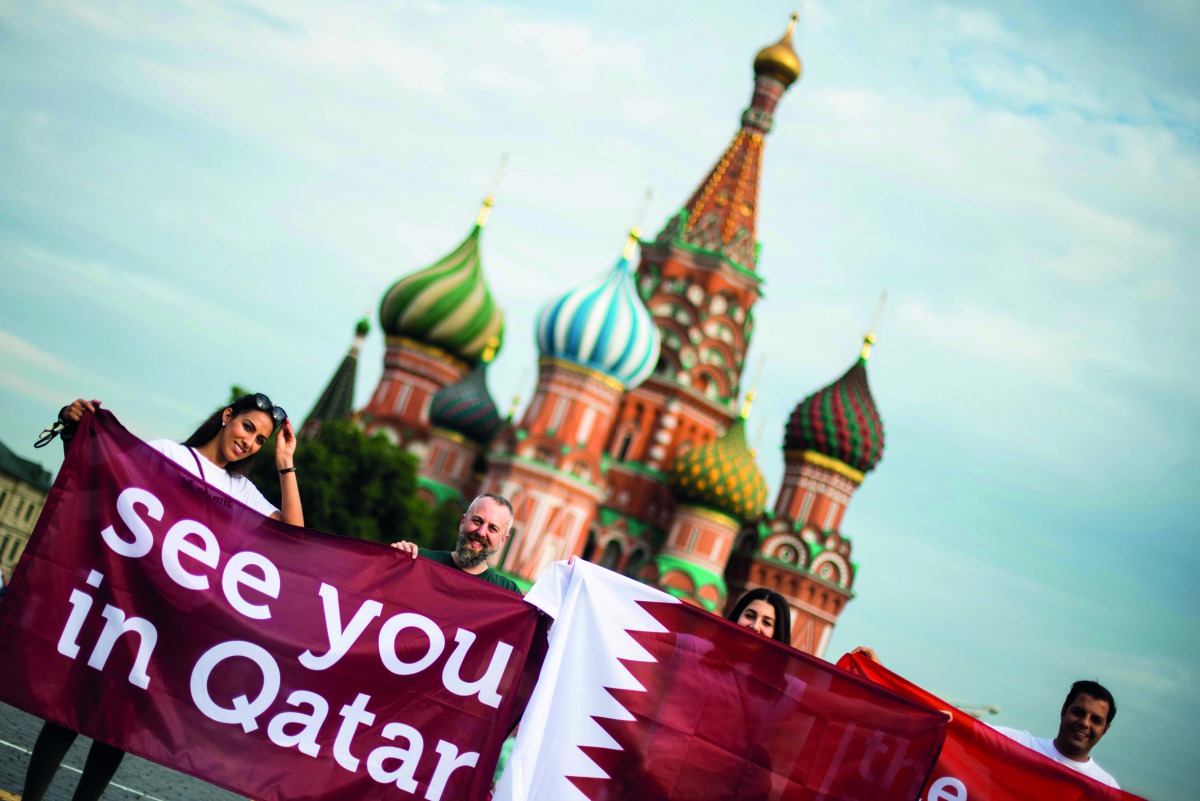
597, 15, 802, 566
725, 332, 885, 656
660, 401, 769, 610
300, 317, 369, 440
482, 230, 660, 582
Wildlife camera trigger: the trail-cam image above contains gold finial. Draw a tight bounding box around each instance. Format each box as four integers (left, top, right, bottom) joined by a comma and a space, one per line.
861, 290, 887, 360
476, 153, 509, 228
481, 336, 500, 364
860, 332, 876, 360
622, 228, 640, 260
753, 12, 802, 87
739, 352, 766, 418
622, 187, 653, 260
476, 197, 495, 227
506, 366, 529, 421
740, 389, 757, 420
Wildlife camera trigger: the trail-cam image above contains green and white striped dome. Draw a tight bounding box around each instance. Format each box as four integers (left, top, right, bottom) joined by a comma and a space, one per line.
379, 203, 505, 363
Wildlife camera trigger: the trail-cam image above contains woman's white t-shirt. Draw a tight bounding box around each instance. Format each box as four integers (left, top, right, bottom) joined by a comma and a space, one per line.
148, 440, 278, 518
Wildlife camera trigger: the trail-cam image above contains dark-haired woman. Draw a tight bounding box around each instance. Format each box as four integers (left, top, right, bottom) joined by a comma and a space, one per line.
21, 393, 302, 801
727, 587, 793, 645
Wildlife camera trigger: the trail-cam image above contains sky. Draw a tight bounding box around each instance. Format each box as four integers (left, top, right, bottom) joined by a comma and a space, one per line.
1, 0, 1197, 798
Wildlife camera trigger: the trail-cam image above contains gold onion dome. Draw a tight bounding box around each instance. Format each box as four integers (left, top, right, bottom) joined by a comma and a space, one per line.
378, 198, 505, 364
667, 417, 769, 524
753, 13, 802, 87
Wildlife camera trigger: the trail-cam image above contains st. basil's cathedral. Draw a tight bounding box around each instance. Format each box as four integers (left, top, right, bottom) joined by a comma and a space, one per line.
303, 15, 885, 659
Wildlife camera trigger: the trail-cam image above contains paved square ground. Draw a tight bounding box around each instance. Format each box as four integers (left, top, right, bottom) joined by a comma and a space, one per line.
0, 703, 244, 801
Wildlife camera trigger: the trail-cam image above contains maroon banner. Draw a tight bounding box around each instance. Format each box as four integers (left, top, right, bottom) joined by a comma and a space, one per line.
838, 653, 1144, 801
0, 410, 545, 801
498, 559, 949, 801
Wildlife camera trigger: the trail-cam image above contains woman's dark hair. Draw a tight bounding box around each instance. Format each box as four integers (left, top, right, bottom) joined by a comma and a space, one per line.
726, 588, 793, 644
182, 394, 276, 476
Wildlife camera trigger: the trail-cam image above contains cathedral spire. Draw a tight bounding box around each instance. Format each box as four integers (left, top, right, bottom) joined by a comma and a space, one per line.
300, 318, 369, 440
654, 13, 802, 273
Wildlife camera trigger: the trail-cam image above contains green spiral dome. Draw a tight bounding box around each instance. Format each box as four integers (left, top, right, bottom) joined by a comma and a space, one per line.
378, 224, 505, 363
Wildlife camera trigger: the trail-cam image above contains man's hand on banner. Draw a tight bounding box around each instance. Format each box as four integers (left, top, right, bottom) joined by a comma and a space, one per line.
850, 646, 880, 663
390, 540, 419, 558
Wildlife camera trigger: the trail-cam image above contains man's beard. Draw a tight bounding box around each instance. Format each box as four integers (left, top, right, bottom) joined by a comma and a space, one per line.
455, 530, 498, 569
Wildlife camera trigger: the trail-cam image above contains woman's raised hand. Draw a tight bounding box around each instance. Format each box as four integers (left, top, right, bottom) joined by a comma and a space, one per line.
61, 399, 102, 423
273, 417, 304, 526
275, 417, 298, 468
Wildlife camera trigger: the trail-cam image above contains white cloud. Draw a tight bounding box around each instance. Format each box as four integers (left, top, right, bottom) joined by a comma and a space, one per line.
931, 5, 1008, 42
0, 370, 72, 410
7, 244, 290, 353
0, 327, 74, 376
894, 297, 1157, 386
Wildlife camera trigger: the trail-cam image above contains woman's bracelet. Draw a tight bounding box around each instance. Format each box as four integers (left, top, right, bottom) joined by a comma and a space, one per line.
278, 467, 297, 475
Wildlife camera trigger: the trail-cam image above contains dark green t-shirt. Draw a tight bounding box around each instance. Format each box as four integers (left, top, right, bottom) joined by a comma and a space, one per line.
418, 548, 521, 594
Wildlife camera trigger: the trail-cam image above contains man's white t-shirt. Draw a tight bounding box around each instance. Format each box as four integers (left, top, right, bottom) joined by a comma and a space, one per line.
994, 726, 1119, 789
149, 440, 278, 518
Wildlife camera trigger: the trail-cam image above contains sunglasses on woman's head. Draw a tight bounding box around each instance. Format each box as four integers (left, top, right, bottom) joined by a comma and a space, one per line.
252, 393, 287, 428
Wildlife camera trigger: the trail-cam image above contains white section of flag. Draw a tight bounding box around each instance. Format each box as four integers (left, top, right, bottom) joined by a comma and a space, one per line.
496, 559, 678, 801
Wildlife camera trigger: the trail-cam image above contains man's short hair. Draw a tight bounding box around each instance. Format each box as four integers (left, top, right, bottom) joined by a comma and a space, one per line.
1063, 680, 1117, 725
471, 493, 514, 524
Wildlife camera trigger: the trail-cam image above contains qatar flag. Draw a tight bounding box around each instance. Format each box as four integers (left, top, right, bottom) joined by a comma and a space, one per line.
496, 559, 948, 801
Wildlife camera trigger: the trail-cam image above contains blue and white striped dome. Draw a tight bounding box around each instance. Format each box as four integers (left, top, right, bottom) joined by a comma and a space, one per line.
536, 244, 661, 389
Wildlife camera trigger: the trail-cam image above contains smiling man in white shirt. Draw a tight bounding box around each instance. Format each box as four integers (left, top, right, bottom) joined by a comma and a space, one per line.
994, 679, 1120, 789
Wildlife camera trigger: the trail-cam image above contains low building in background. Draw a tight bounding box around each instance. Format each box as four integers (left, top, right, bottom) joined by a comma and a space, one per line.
0, 438, 52, 577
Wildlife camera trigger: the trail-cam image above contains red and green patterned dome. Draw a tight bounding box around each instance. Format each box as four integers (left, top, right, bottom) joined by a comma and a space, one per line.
667, 418, 768, 523
378, 200, 505, 364
785, 338, 884, 474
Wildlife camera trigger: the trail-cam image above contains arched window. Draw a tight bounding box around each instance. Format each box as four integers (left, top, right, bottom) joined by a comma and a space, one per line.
584, 529, 598, 562
616, 432, 634, 461
600, 540, 622, 569
624, 549, 648, 578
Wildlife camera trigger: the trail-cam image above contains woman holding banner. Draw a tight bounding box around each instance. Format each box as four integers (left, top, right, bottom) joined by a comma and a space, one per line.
21, 392, 303, 801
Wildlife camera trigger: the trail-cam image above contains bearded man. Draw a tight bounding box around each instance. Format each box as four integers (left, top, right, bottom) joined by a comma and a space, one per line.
391, 493, 520, 593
